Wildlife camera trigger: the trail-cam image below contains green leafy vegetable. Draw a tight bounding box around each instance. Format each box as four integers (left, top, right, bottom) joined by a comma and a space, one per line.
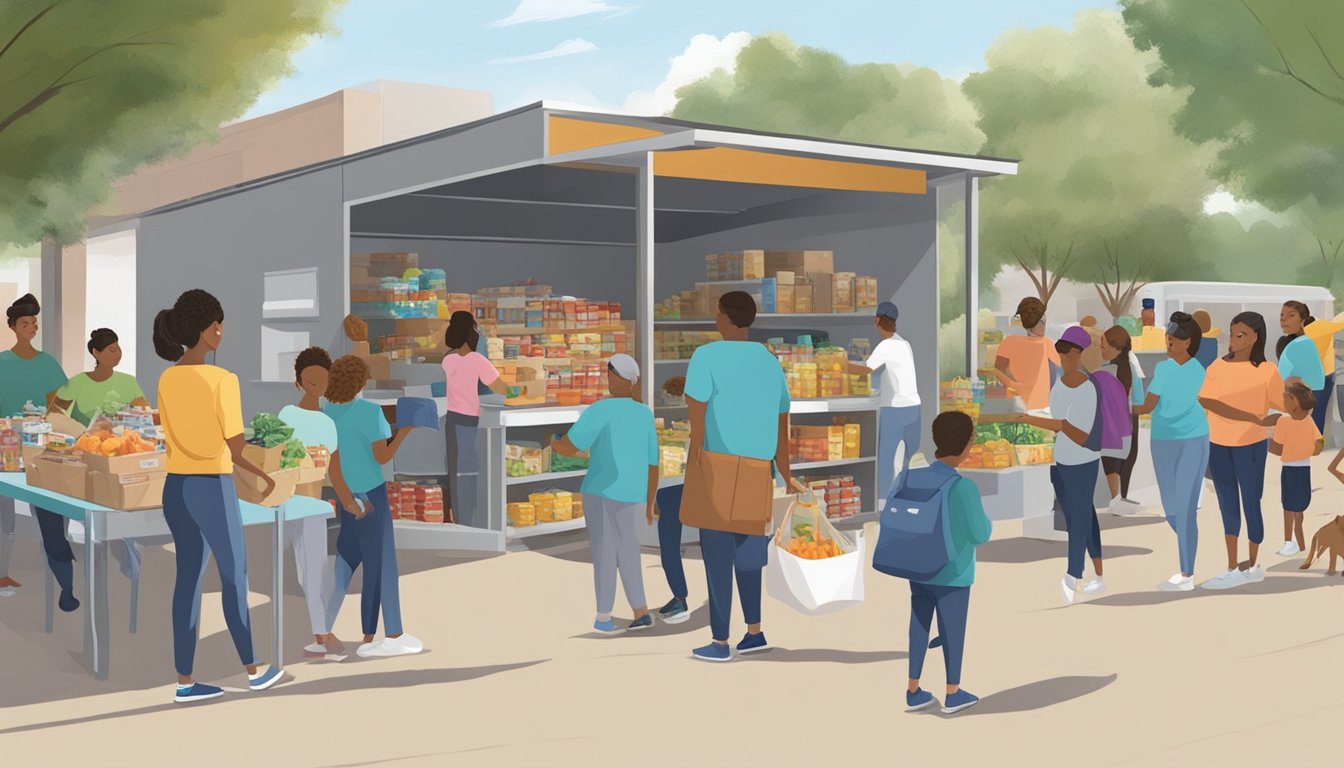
280, 438, 307, 470
249, 413, 295, 448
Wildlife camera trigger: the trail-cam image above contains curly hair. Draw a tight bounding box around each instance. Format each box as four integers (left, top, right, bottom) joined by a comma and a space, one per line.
294, 346, 333, 382
153, 289, 224, 362
88, 328, 118, 354
325, 355, 370, 403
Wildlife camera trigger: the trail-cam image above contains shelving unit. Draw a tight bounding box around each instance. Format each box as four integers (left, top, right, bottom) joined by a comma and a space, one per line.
505, 469, 587, 486
655, 313, 875, 327
507, 518, 587, 539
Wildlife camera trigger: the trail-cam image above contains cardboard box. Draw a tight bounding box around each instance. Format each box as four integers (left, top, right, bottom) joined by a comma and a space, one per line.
233, 468, 299, 507
26, 454, 88, 499
775, 270, 795, 286
295, 481, 325, 500
87, 470, 165, 511
242, 443, 285, 474
794, 277, 814, 314
395, 319, 445, 338
357, 353, 392, 382
776, 284, 796, 315
765, 250, 834, 277
855, 276, 878, 309
82, 450, 166, 476
806, 272, 834, 314
834, 271, 856, 312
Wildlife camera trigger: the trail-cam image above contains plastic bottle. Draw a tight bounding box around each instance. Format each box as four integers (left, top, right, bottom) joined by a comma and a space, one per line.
1141, 298, 1156, 328
0, 428, 19, 472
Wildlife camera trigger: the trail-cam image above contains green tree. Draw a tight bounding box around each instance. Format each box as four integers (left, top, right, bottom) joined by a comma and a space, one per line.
964, 10, 1220, 310
1124, 0, 1344, 211
0, 0, 346, 247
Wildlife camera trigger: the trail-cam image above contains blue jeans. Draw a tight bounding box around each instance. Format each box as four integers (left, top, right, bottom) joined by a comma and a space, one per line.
34, 506, 75, 592
700, 528, 767, 642
1312, 373, 1334, 433
162, 474, 256, 677
879, 405, 922, 497
1209, 441, 1267, 544
1050, 461, 1102, 579
908, 582, 970, 686
655, 485, 688, 599
326, 484, 403, 637
1152, 438, 1208, 575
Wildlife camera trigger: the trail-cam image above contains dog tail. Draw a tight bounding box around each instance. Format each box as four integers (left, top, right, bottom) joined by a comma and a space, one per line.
1301, 530, 1322, 570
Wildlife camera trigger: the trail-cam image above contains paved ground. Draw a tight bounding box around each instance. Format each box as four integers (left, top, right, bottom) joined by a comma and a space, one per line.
2, 456, 1341, 767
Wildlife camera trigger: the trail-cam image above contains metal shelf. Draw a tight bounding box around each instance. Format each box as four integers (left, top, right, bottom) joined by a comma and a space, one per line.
505, 469, 587, 485
654, 396, 878, 414
392, 520, 504, 551
507, 517, 586, 539
655, 313, 874, 326
791, 457, 875, 471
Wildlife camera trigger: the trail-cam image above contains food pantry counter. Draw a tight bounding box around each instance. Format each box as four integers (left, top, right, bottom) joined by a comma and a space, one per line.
0, 473, 331, 680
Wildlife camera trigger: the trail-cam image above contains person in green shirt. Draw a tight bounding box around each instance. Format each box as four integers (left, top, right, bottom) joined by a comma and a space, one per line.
0, 294, 76, 611
905, 411, 993, 716
51, 328, 148, 426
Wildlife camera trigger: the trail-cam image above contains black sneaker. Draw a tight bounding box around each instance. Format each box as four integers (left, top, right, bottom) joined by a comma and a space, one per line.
58, 589, 80, 613
658, 597, 689, 624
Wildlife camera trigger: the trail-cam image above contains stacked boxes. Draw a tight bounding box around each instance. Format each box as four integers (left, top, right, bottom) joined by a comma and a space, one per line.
507, 501, 536, 527
789, 425, 848, 462
529, 491, 576, 523
654, 331, 721, 360
657, 249, 876, 319
387, 481, 446, 522
806, 476, 863, 520
705, 251, 765, 281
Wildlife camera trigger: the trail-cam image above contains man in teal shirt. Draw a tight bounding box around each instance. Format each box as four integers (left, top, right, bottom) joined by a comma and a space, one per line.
684, 291, 793, 663
905, 412, 992, 715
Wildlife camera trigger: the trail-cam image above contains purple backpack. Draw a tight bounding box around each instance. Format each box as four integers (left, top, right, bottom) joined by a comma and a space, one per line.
1083, 372, 1131, 452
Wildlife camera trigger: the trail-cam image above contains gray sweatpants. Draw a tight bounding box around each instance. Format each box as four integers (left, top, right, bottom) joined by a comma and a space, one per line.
584, 494, 647, 620
285, 512, 331, 636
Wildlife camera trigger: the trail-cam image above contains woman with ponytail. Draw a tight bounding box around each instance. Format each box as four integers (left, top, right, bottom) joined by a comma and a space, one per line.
153, 289, 283, 703
1135, 312, 1209, 592
1276, 302, 1325, 408
1098, 326, 1145, 506
0, 295, 73, 607
440, 310, 507, 525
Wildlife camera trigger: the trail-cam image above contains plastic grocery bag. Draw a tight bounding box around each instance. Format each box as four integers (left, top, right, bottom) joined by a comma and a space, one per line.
767, 480, 865, 616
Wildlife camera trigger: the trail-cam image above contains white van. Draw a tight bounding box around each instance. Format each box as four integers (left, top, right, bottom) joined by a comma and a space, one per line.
1141, 282, 1334, 363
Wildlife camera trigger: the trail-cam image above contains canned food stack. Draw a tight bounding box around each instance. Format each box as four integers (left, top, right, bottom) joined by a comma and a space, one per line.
806, 476, 863, 520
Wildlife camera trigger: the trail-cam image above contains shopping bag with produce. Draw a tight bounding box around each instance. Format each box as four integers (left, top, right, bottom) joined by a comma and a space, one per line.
767, 479, 865, 616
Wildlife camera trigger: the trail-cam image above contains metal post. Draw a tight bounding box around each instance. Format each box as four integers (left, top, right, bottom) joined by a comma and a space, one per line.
965, 176, 980, 376
636, 154, 656, 405
273, 505, 284, 672
40, 239, 61, 361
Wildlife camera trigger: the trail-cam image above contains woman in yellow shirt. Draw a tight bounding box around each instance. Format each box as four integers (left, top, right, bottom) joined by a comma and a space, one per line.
152, 289, 283, 704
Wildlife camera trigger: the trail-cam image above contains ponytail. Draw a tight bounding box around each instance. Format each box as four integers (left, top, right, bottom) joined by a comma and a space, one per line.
153, 289, 225, 362
153, 310, 183, 362
1103, 326, 1133, 395
1278, 300, 1314, 359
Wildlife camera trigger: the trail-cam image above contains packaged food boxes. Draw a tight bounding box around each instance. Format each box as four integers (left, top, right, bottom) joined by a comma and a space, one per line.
806, 475, 862, 519
233, 467, 298, 507
855, 276, 878, 309
764, 250, 834, 278
805, 272, 833, 314
833, 272, 856, 313
87, 470, 166, 511
552, 490, 575, 522
416, 484, 445, 523
705, 251, 765, 281
508, 501, 537, 527
695, 278, 777, 316
528, 491, 574, 522
840, 422, 861, 459
26, 453, 88, 498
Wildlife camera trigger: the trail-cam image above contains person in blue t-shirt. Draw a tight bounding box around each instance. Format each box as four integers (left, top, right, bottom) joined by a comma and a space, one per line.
553, 354, 659, 634
324, 355, 423, 659
683, 291, 793, 663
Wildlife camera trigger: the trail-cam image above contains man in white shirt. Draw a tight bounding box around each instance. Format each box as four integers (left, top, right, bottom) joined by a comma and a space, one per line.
854, 302, 922, 497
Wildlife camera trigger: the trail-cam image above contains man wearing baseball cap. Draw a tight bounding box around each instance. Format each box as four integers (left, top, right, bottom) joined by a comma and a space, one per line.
851, 301, 922, 497
553, 353, 659, 634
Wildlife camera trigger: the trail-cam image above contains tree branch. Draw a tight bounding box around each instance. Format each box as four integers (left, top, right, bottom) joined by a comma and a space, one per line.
0, 1, 60, 65
1242, 0, 1344, 107
1307, 27, 1344, 83
0, 38, 168, 136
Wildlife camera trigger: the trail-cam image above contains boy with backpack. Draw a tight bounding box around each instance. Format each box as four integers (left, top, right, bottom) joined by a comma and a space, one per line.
875, 411, 992, 715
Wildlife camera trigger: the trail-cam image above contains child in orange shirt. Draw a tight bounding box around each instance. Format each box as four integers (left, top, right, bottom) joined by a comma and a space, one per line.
1269, 382, 1322, 557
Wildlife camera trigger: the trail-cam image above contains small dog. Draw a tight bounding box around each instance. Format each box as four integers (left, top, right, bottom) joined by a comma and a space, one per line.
1300, 515, 1344, 575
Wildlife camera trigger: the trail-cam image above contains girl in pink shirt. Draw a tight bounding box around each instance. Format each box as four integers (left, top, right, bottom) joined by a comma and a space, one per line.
441, 312, 507, 523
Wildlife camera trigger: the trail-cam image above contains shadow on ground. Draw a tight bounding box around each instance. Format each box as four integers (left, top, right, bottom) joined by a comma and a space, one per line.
1086, 573, 1342, 607
978, 538, 1152, 564
0, 661, 548, 736
569, 604, 709, 639
752, 647, 906, 664
915, 674, 1118, 718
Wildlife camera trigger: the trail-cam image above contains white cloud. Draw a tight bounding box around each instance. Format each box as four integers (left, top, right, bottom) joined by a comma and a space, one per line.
491, 0, 633, 27
491, 38, 598, 65
1202, 187, 1290, 227
1203, 188, 1241, 216
622, 32, 752, 116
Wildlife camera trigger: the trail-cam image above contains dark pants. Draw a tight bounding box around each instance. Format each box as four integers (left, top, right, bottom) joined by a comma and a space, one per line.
327, 483, 403, 637
1051, 461, 1102, 579
700, 529, 766, 642
162, 474, 256, 678
1209, 441, 1267, 544
908, 582, 970, 686
1312, 374, 1334, 433
34, 506, 75, 592
655, 485, 688, 599
1119, 414, 1139, 498
443, 411, 480, 526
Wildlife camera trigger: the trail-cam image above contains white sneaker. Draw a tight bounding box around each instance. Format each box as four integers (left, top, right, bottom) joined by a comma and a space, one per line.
0, 587, 15, 598
1158, 573, 1194, 592
1082, 578, 1106, 595
1243, 564, 1265, 583
1200, 569, 1248, 590
1278, 541, 1301, 557
1061, 575, 1078, 605
357, 634, 424, 658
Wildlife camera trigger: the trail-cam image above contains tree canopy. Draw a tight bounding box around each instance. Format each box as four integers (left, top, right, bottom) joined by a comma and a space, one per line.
0, 0, 345, 247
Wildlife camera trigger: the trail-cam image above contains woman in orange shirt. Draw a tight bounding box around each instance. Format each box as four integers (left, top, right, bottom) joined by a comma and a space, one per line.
994, 297, 1060, 413
1197, 312, 1285, 591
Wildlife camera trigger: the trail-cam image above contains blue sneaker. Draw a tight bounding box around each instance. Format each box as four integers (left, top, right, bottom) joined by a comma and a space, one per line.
248, 666, 284, 692
941, 689, 980, 714
658, 597, 690, 624
58, 589, 79, 613
692, 642, 732, 662
905, 688, 936, 712
735, 631, 769, 655
628, 614, 654, 631
174, 682, 223, 704
593, 619, 624, 635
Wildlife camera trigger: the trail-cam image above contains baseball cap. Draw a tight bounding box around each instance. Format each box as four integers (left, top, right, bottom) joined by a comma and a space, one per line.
1059, 325, 1092, 350
607, 353, 640, 383
876, 301, 899, 321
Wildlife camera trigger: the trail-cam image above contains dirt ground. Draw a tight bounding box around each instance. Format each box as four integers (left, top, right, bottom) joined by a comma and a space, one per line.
1, 456, 1341, 767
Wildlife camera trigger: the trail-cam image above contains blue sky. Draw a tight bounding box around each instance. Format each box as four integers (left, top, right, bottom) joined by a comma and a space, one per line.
246, 0, 1117, 118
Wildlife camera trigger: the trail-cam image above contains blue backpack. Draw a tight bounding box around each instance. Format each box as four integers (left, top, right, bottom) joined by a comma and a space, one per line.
872, 466, 960, 581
